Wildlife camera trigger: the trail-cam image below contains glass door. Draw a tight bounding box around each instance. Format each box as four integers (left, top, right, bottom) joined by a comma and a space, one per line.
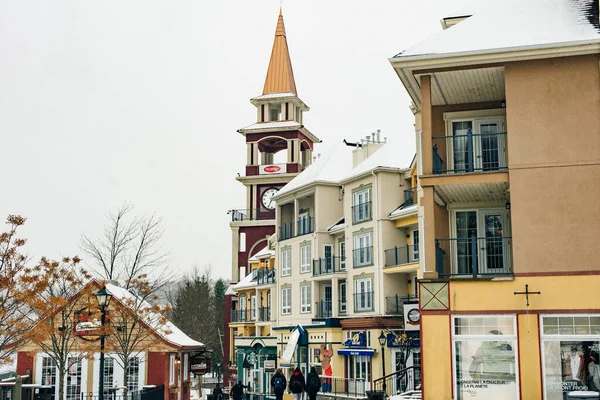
339, 242, 346, 270
348, 356, 371, 393
455, 211, 478, 274
339, 281, 347, 314
479, 210, 508, 273
452, 121, 473, 172
323, 284, 332, 317
324, 244, 334, 273
474, 118, 505, 171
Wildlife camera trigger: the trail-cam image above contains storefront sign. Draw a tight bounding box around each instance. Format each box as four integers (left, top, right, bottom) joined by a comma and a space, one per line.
281, 328, 300, 363
404, 304, 420, 331
259, 164, 287, 175
264, 360, 276, 371
337, 348, 375, 357
343, 332, 366, 347
189, 356, 210, 375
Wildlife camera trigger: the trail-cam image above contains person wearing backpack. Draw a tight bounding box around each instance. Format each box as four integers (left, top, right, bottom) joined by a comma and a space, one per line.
213, 383, 224, 400
271, 369, 287, 400
288, 367, 306, 400
306, 367, 321, 400
231, 381, 246, 400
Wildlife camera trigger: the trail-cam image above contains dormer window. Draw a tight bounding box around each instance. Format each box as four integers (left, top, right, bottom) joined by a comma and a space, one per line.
269, 105, 280, 122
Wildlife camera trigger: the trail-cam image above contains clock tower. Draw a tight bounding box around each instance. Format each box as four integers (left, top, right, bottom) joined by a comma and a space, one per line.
229, 10, 320, 282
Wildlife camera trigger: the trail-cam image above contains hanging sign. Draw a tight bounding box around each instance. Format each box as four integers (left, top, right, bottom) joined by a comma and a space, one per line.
264, 360, 276, 372
189, 356, 210, 375
404, 304, 421, 331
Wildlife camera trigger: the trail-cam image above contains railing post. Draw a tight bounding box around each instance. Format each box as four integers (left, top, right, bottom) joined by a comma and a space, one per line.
467, 128, 474, 172
394, 246, 398, 266
395, 294, 399, 315
471, 234, 478, 278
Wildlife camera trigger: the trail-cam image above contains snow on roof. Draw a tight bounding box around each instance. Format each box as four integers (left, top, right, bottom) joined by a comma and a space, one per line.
106, 283, 204, 349
327, 217, 345, 232
248, 245, 273, 262
239, 120, 301, 132
390, 203, 418, 218
276, 141, 355, 197
395, 0, 600, 60
340, 138, 413, 183
231, 271, 257, 291
251, 92, 296, 101
0, 356, 15, 375
225, 284, 236, 296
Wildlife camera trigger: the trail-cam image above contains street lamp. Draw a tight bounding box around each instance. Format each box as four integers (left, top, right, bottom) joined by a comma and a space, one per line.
95, 286, 112, 400
378, 331, 387, 394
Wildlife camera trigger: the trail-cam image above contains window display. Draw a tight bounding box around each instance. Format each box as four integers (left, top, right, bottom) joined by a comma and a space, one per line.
452, 316, 518, 399
541, 315, 600, 399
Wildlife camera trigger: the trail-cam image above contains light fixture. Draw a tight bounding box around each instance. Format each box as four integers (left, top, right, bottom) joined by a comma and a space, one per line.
95, 286, 112, 308
378, 331, 386, 347
505, 201, 511, 210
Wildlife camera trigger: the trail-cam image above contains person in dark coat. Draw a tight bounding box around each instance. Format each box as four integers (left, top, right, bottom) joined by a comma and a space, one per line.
213, 383, 224, 400
231, 381, 246, 400
271, 368, 287, 400
306, 367, 321, 400
288, 367, 306, 400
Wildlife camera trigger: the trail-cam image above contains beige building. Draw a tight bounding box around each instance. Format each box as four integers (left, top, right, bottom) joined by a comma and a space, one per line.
390, 1, 600, 399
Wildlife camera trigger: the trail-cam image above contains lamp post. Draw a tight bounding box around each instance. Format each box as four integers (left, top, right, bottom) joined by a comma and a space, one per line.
95, 286, 112, 400
378, 331, 387, 394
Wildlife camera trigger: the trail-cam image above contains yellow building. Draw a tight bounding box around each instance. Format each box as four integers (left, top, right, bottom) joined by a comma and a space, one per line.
390, 1, 600, 399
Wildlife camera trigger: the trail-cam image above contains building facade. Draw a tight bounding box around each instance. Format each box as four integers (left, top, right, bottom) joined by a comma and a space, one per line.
390, 1, 600, 399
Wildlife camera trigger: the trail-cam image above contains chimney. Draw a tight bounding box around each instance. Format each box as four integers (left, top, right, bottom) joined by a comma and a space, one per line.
352, 129, 386, 168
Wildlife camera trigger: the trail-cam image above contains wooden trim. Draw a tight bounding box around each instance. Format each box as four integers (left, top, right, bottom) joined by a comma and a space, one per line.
516, 315, 523, 400
423, 309, 600, 315
413, 62, 506, 76
448, 314, 454, 400
537, 314, 544, 399
419, 170, 509, 187
514, 271, 600, 277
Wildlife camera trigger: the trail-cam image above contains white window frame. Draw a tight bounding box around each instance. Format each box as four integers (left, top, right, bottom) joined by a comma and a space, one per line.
281, 248, 291, 276
169, 354, 175, 386
411, 229, 419, 262
451, 315, 519, 400
353, 189, 372, 223
540, 314, 600, 399
353, 233, 373, 267
354, 278, 373, 312
339, 281, 347, 314
300, 244, 311, 273
300, 284, 311, 313
339, 241, 346, 270
250, 294, 257, 321
281, 287, 291, 315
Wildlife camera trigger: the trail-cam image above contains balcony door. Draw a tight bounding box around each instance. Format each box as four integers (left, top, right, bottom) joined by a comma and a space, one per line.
323, 284, 332, 317
454, 209, 509, 275
451, 117, 505, 172
324, 244, 334, 273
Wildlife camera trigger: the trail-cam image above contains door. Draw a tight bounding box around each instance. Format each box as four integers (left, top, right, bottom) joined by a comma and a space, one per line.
348, 356, 371, 393
339, 241, 346, 270
339, 281, 347, 314
324, 244, 334, 272
455, 211, 477, 274
323, 284, 332, 317
391, 349, 421, 394
474, 118, 505, 171
355, 279, 373, 311
354, 234, 372, 266
353, 189, 371, 221
479, 210, 508, 274
451, 121, 473, 172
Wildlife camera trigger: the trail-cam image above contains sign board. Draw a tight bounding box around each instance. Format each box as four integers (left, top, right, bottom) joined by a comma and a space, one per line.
259, 164, 287, 175
189, 356, 210, 375
264, 360, 276, 372
404, 304, 421, 331
281, 328, 300, 363
73, 309, 108, 337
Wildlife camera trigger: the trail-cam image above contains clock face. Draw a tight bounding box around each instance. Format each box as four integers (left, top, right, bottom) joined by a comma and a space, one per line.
261, 188, 278, 210
407, 308, 420, 324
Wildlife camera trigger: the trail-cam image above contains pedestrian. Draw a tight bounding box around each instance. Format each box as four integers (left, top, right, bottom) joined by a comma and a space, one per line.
306, 367, 321, 400
271, 368, 287, 400
288, 367, 306, 400
231, 381, 245, 400
214, 383, 224, 400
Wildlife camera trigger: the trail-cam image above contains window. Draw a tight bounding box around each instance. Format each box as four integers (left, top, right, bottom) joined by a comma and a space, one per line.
339, 241, 346, 270
339, 281, 347, 314
169, 354, 175, 386
452, 315, 518, 400
103, 357, 114, 391
41, 357, 57, 390
239, 232, 246, 252
411, 230, 419, 261
250, 294, 257, 321
269, 105, 280, 121
301, 285, 311, 313
239, 295, 247, 321
281, 249, 291, 276
353, 233, 372, 267
298, 211, 311, 236
354, 278, 373, 312
66, 358, 82, 400
541, 315, 600, 399
300, 244, 311, 273
352, 189, 372, 224
128, 357, 140, 393
281, 288, 291, 314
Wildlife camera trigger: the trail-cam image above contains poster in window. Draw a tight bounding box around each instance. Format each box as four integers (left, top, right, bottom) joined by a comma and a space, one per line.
455, 339, 517, 399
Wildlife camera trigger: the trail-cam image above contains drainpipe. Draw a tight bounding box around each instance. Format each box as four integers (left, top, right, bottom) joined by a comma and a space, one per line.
371, 170, 383, 315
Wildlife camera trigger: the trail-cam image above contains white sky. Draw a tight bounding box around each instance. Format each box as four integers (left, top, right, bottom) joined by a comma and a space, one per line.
0, 0, 468, 280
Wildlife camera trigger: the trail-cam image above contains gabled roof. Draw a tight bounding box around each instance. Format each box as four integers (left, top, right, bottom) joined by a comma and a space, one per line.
340, 139, 413, 183
231, 271, 257, 292
393, 0, 600, 62
263, 10, 298, 95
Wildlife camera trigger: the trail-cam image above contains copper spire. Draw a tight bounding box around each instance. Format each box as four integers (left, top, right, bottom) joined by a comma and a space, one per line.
262, 10, 297, 95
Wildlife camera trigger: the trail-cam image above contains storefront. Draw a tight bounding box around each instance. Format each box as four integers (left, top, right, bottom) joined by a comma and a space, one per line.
234, 338, 277, 394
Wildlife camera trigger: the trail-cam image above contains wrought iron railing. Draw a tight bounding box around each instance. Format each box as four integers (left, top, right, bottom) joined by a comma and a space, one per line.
385, 295, 419, 315
228, 209, 275, 222
353, 292, 374, 312
317, 375, 367, 398
432, 131, 508, 174
402, 188, 417, 207
258, 306, 271, 322
279, 222, 294, 241
373, 366, 421, 397
230, 309, 249, 323
384, 245, 419, 267
312, 256, 346, 276
353, 246, 373, 267
436, 235, 513, 278
297, 216, 314, 236
352, 201, 372, 224
315, 300, 332, 319
253, 269, 275, 285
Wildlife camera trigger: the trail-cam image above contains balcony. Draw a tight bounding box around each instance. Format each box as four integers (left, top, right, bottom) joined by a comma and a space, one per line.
297, 216, 314, 236
353, 246, 373, 267
279, 221, 294, 241
385, 295, 418, 315
315, 300, 332, 319
229, 208, 275, 222
436, 236, 513, 278
258, 306, 271, 322
354, 292, 374, 312
352, 202, 372, 224
402, 188, 417, 207
279, 216, 314, 241
432, 131, 508, 175
384, 244, 419, 267
312, 256, 346, 276
230, 309, 249, 323
253, 268, 275, 285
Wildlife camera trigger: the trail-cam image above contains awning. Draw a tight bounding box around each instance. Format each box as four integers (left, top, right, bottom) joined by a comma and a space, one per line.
337, 348, 376, 357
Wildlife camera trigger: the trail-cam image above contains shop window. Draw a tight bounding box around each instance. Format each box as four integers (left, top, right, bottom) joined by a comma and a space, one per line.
541, 315, 600, 399
452, 315, 518, 399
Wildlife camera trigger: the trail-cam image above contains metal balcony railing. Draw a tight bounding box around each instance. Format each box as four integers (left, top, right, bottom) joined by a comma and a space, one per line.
312, 256, 346, 276
353, 291, 374, 312
228, 208, 275, 222
258, 306, 271, 322
436, 235, 513, 278
297, 216, 314, 236
373, 365, 421, 397
402, 188, 417, 207
353, 246, 373, 267
230, 309, 249, 323
384, 244, 419, 267
253, 268, 275, 285
385, 294, 419, 315
432, 131, 508, 174
352, 201, 372, 224
315, 300, 332, 319
279, 221, 294, 241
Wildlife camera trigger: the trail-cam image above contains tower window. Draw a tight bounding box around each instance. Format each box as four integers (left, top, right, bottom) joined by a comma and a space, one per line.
269, 106, 280, 122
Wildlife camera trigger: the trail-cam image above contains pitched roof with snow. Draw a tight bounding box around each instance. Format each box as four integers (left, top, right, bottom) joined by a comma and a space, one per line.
230, 271, 257, 291
340, 139, 414, 183
394, 0, 600, 60
106, 283, 204, 349
248, 245, 273, 262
